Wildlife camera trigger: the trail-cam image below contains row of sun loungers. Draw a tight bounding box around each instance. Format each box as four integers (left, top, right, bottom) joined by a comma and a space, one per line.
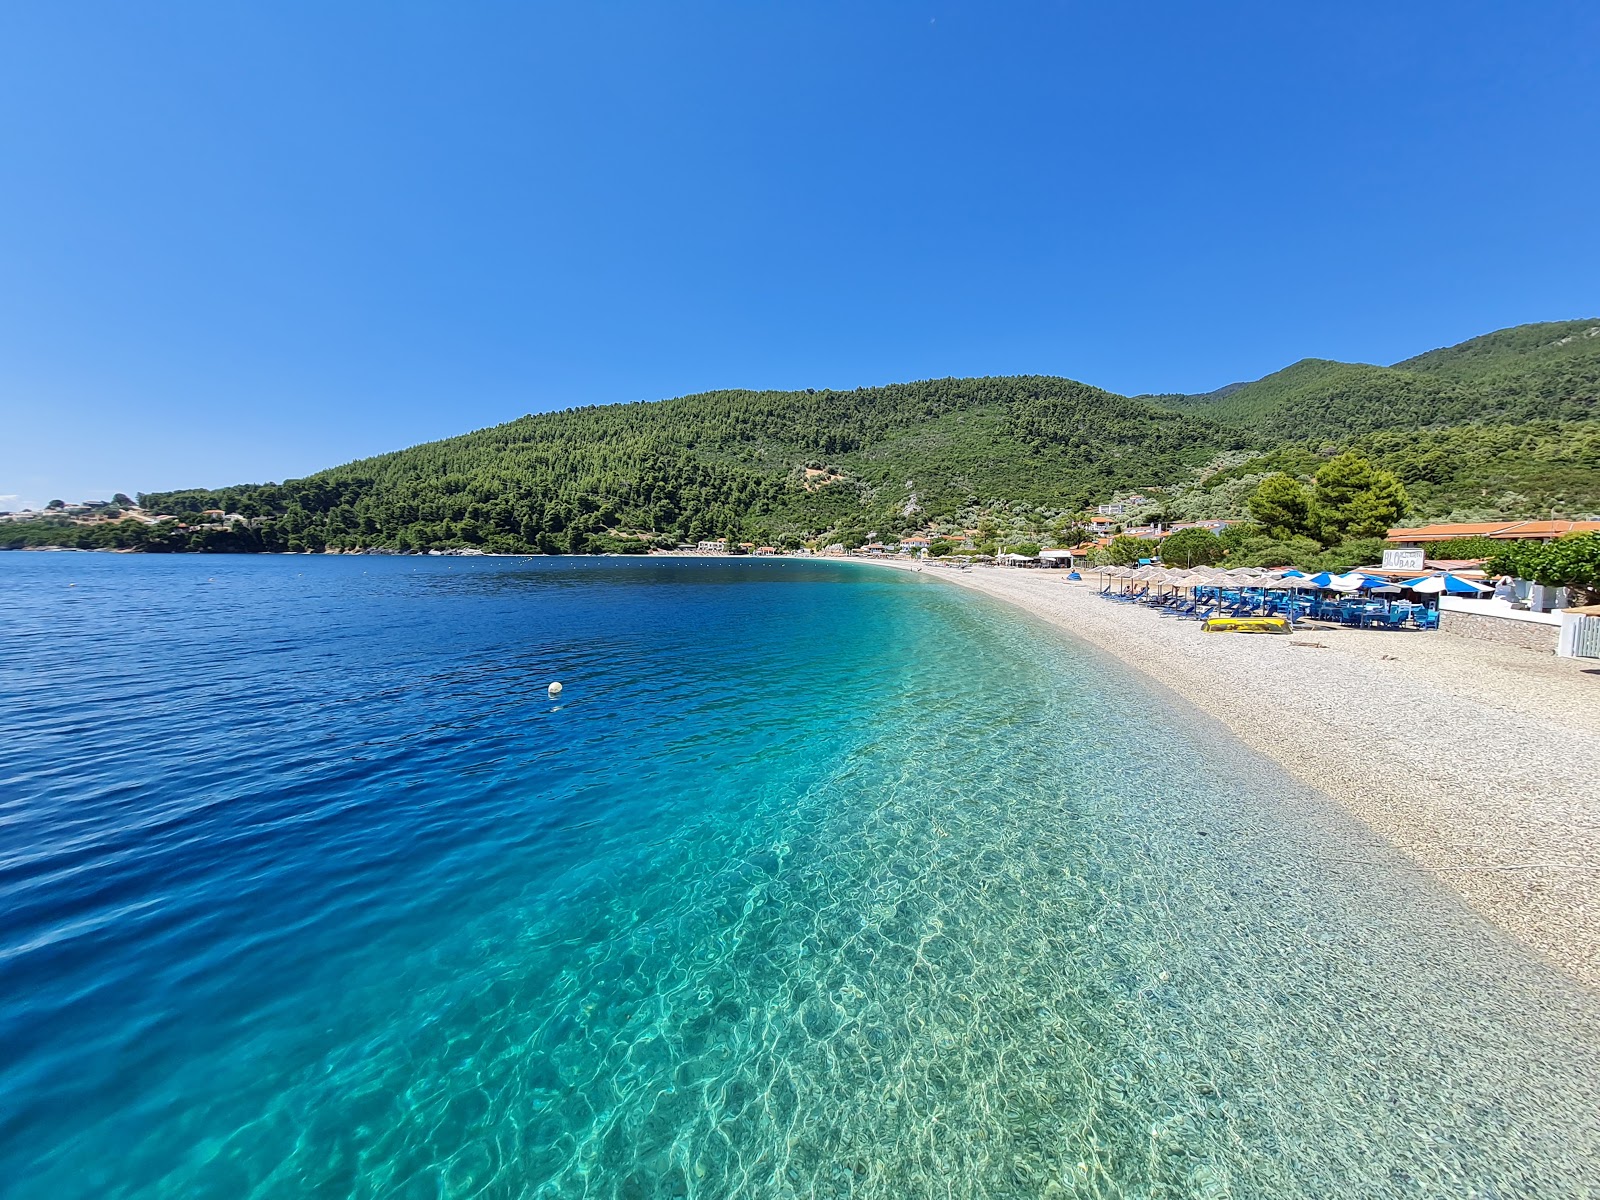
1097, 584, 1440, 630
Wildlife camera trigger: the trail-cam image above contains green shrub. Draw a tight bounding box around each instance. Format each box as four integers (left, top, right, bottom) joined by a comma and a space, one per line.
1489, 533, 1600, 597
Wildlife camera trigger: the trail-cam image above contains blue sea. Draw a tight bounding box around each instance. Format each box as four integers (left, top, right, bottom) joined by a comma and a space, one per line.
1, 554, 1596, 1199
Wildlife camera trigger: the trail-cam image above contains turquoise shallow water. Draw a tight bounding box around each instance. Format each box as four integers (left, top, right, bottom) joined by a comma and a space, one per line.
1, 555, 1596, 1199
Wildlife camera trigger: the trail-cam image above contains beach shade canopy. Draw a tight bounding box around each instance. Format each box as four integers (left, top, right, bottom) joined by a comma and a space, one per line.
1325, 573, 1365, 592
1308, 571, 1336, 588
1401, 573, 1493, 595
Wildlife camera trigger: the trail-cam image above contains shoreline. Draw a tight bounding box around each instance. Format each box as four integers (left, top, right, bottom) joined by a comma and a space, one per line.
870, 558, 1600, 989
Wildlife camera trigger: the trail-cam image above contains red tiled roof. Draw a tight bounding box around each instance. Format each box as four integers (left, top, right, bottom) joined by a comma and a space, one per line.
1387, 520, 1600, 543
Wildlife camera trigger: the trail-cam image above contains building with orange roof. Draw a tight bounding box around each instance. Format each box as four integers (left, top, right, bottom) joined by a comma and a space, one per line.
1387, 519, 1600, 545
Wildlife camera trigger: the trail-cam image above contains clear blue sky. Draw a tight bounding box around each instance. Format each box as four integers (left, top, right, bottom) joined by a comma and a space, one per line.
2, 2, 1597, 509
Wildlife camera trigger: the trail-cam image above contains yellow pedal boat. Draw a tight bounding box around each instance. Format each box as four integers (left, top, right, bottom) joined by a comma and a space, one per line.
1201, 616, 1291, 635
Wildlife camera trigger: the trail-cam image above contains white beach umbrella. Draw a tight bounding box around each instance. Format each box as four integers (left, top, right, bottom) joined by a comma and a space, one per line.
1403, 573, 1491, 595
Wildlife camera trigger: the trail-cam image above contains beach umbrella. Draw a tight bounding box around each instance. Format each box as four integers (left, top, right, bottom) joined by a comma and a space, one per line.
1308, 571, 1336, 588
1325, 573, 1364, 592
1401, 573, 1492, 595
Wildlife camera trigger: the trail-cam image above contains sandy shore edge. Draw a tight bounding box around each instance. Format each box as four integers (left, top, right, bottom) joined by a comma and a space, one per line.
865, 557, 1600, 988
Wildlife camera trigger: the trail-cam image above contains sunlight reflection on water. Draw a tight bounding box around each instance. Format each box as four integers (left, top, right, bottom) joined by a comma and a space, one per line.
0, 556, 1595, 1199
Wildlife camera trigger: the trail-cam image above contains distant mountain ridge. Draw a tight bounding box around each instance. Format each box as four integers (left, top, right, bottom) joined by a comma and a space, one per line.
1159, 318, 1600, 441
10, 319, 1596, 554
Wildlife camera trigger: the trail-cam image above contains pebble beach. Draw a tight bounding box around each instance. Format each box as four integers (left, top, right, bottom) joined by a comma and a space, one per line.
876, 558, 1600, 988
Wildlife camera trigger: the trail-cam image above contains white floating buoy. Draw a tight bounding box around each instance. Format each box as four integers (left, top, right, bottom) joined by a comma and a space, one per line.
547, 681, 563, 697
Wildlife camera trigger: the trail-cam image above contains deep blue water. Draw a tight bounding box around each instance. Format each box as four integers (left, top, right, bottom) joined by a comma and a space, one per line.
1, 554, 1596, 1199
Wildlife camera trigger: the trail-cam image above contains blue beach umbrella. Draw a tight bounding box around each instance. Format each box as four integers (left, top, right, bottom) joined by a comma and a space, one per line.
1400, 573, 1492, 595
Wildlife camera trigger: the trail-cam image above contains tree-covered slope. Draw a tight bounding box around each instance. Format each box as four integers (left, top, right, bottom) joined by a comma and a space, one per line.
11, 319, 1597, 554
1392, 319, 1600, 425
134, 376, 1242, 552
1395, 318, 1600, 380
1157, 359, 1481, 442
1157, 320, 1600, 444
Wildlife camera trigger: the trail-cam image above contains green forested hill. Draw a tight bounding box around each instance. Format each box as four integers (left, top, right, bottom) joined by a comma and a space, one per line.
1144, 321, 1600, 523
1395, 318, 1600, 380
129, 377, 1244, 552
7, 320, 1597, 554
1157, 359, 1478, 442
1161, 319, 1600, 442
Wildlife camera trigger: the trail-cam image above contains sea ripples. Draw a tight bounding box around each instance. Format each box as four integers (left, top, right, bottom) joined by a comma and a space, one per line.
1, 556, 1597, 1199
